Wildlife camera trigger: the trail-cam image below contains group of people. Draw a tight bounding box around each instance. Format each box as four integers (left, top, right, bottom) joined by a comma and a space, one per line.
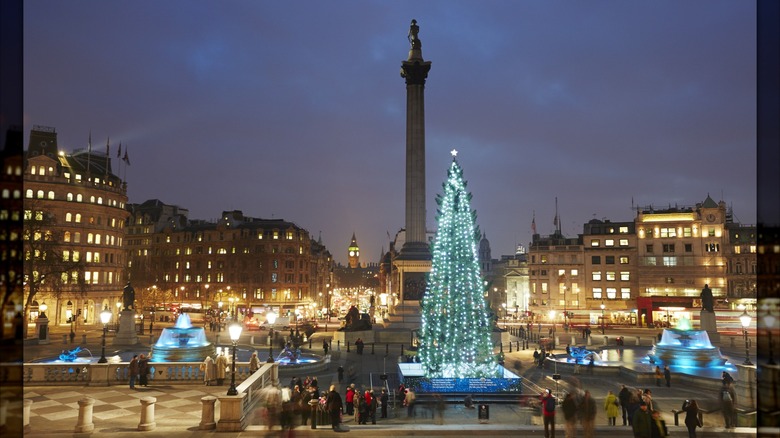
127, 353, 151, 389
316, 382, 389, 431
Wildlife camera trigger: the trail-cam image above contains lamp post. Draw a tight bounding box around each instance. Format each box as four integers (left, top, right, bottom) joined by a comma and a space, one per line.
226, 321, 243, 396
98, 306, 112, 363
765, 313, 776, 365
739, 310, 752, 365
266, 311, 277, 363
600, 303, 606, 335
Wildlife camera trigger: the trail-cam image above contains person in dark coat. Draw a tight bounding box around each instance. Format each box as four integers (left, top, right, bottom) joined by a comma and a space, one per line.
380, 388, 389, 418
650, 410, 669, 437
128, 354, 139, 389
138, 353, 150, 387
326, 384, 343, 431
663, 366, 671, 387
580, 390, 597, 438
618, 384, 632, 426
632, 402, 652, 438
682, 399, 701, 438
562, 391, 578, 438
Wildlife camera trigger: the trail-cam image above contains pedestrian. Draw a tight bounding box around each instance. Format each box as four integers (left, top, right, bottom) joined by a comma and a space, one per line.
604, 390, 620, 426
641, 389, 654, 412
587, 357, 594, 375
345, 383, 356, 415
562, 391, 578, 438
357, 390, 368, 424
663, 366, 671, 388
682, 399, 701, 438
533, 348, 541, 365
541, 388, 556, 438
631, 402, 652, 438
201, 355, 215, 385
323, 339, 329, 355
380, 388, 389, 418
128, 354, 139, 389
721, 371, 734, 386
338, 365, 344, 383
720, 383, 736, 429
369, 389, 378, 424
580, 390, 597, 438
138, 353, 150, 387
215, 351, 228, 385
249, 352, 260, 374
299, 384, 311, 426
326, 384, 343, 431
650, 410, 668, 437
654, 366, 663, 387
405, 387, 416, 417
618, 384, 632, 426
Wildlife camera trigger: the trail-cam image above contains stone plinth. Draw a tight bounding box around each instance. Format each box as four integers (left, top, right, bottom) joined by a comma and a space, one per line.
217, 393, 247, 432
113, 310, 139, 346
735, 363, 757, 410
35, 316, 50, 345
699, 310, 720, 343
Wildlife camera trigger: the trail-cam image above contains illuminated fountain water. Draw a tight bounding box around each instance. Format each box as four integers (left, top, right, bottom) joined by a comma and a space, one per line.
151, 313, 215, 362
647, 317, 727, 367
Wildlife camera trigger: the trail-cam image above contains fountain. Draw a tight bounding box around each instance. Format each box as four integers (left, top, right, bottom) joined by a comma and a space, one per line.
151, 313, 215, 362
647, 317, 727, 367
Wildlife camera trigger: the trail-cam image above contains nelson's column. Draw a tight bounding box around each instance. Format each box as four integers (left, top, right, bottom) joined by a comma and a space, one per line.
392, 19, 432, 326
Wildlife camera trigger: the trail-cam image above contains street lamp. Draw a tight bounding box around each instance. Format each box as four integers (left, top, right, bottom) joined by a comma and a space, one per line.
226, 321, 243, 396
739, 310, 752, 365
266, 311, 277, 363
600, 303, 606, 335
765, 312, 776, 365
39, 302, 48, 318
98, 305, 112, 363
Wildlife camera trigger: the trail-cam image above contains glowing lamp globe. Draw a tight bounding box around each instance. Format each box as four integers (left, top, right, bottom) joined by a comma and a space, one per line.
228, 322, 242, 341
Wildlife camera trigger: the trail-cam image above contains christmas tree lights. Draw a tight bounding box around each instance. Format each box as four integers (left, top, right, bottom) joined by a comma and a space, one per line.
419, 150, 498, 378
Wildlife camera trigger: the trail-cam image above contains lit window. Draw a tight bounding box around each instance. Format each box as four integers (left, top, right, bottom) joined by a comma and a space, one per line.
660, 227, 677, 238
25, 189, 33, 198
662, 256, 677, 266
619, 239, 629, 246
619, 226, 629, 234
592, 272, 602, 281
570, 269, 578, 276
606, 288, 617, 299
619, 256, 629, 264
592, 288, 603, 299
591, 239, 600, 247
606, 272, 616, 281
683, 228, 692, 237
605, 239, 614, 247
620, 271, 630, 281
621, 288, 631, 299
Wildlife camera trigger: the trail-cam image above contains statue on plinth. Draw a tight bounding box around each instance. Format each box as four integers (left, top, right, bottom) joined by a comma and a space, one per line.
701, 284, 714, 313
123, 282, 135, 311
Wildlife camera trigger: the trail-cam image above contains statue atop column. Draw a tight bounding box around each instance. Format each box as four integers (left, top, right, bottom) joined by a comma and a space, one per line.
700, 284, 714, 313
408, 19, 421, 49
123, 282, 135, 311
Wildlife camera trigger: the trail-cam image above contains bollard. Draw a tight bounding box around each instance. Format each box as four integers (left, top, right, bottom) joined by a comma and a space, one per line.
337, 340, 341, 351
138, 397, 157, 431
250, 336, 254, 345
74, 397, 95, 433
386, 344, 389, 354
499, 343, 503, 353
82, 333, 87, 344
347, 341, 350, 352
636, 336, 641, 346
587, 335, 592, 346
199, 396, 217, 430
309, 338, 312, 349
63, 334, 68, 345
371, 343, 375, 355
604, 336, 608, 346
509, 342, 512, 353
23, 399, 32, 433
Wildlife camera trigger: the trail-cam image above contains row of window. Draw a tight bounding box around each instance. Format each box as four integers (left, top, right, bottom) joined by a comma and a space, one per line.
25, 188, 124, 208
140, 244, 307, 257
147, 229, 308, 243
590, 238, 630, 247
592, 271, 631, 281
156, 272, 310, 285
28, 268, 117, 285
2, 188, 21, 199
592, 287, 632, 300
5, 164, 22, 176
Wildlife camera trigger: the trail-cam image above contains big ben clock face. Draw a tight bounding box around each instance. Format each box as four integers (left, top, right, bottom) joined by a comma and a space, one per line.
349, 251, 355, 257
356, 251, 359, 257
706, 214, 716, 222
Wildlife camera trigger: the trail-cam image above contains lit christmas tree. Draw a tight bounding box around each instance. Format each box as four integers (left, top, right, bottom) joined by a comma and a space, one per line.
419, 150, 498, 378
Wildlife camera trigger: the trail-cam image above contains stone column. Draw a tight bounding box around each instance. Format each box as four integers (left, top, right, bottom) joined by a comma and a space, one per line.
74, 397, 95, 433
138, 397, 157, 431
199, 396, 217, 430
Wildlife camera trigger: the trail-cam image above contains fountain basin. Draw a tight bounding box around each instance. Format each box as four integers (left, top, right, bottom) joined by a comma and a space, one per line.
647, 328, 727, 367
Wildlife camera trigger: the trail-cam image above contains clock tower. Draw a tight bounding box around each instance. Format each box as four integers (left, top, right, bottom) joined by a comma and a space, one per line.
348, 233, 360, 268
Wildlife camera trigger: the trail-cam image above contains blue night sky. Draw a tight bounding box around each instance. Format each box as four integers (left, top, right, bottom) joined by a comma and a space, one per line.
22, 1, 757, 265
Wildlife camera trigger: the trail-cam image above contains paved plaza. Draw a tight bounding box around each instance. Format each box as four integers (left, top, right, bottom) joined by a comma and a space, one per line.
6, 324, 765, 437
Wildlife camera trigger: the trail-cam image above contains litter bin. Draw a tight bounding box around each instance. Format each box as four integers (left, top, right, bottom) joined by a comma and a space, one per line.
478, 404, 489, 423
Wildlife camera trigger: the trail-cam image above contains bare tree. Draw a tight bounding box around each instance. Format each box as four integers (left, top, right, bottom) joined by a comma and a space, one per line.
23, 204, 86, 336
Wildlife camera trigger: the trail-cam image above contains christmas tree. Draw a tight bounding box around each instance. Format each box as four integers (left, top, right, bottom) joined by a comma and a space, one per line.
419, 150, 498, 378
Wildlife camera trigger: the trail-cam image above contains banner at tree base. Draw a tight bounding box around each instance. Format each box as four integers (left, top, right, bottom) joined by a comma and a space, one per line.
398, 363, 522, 393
